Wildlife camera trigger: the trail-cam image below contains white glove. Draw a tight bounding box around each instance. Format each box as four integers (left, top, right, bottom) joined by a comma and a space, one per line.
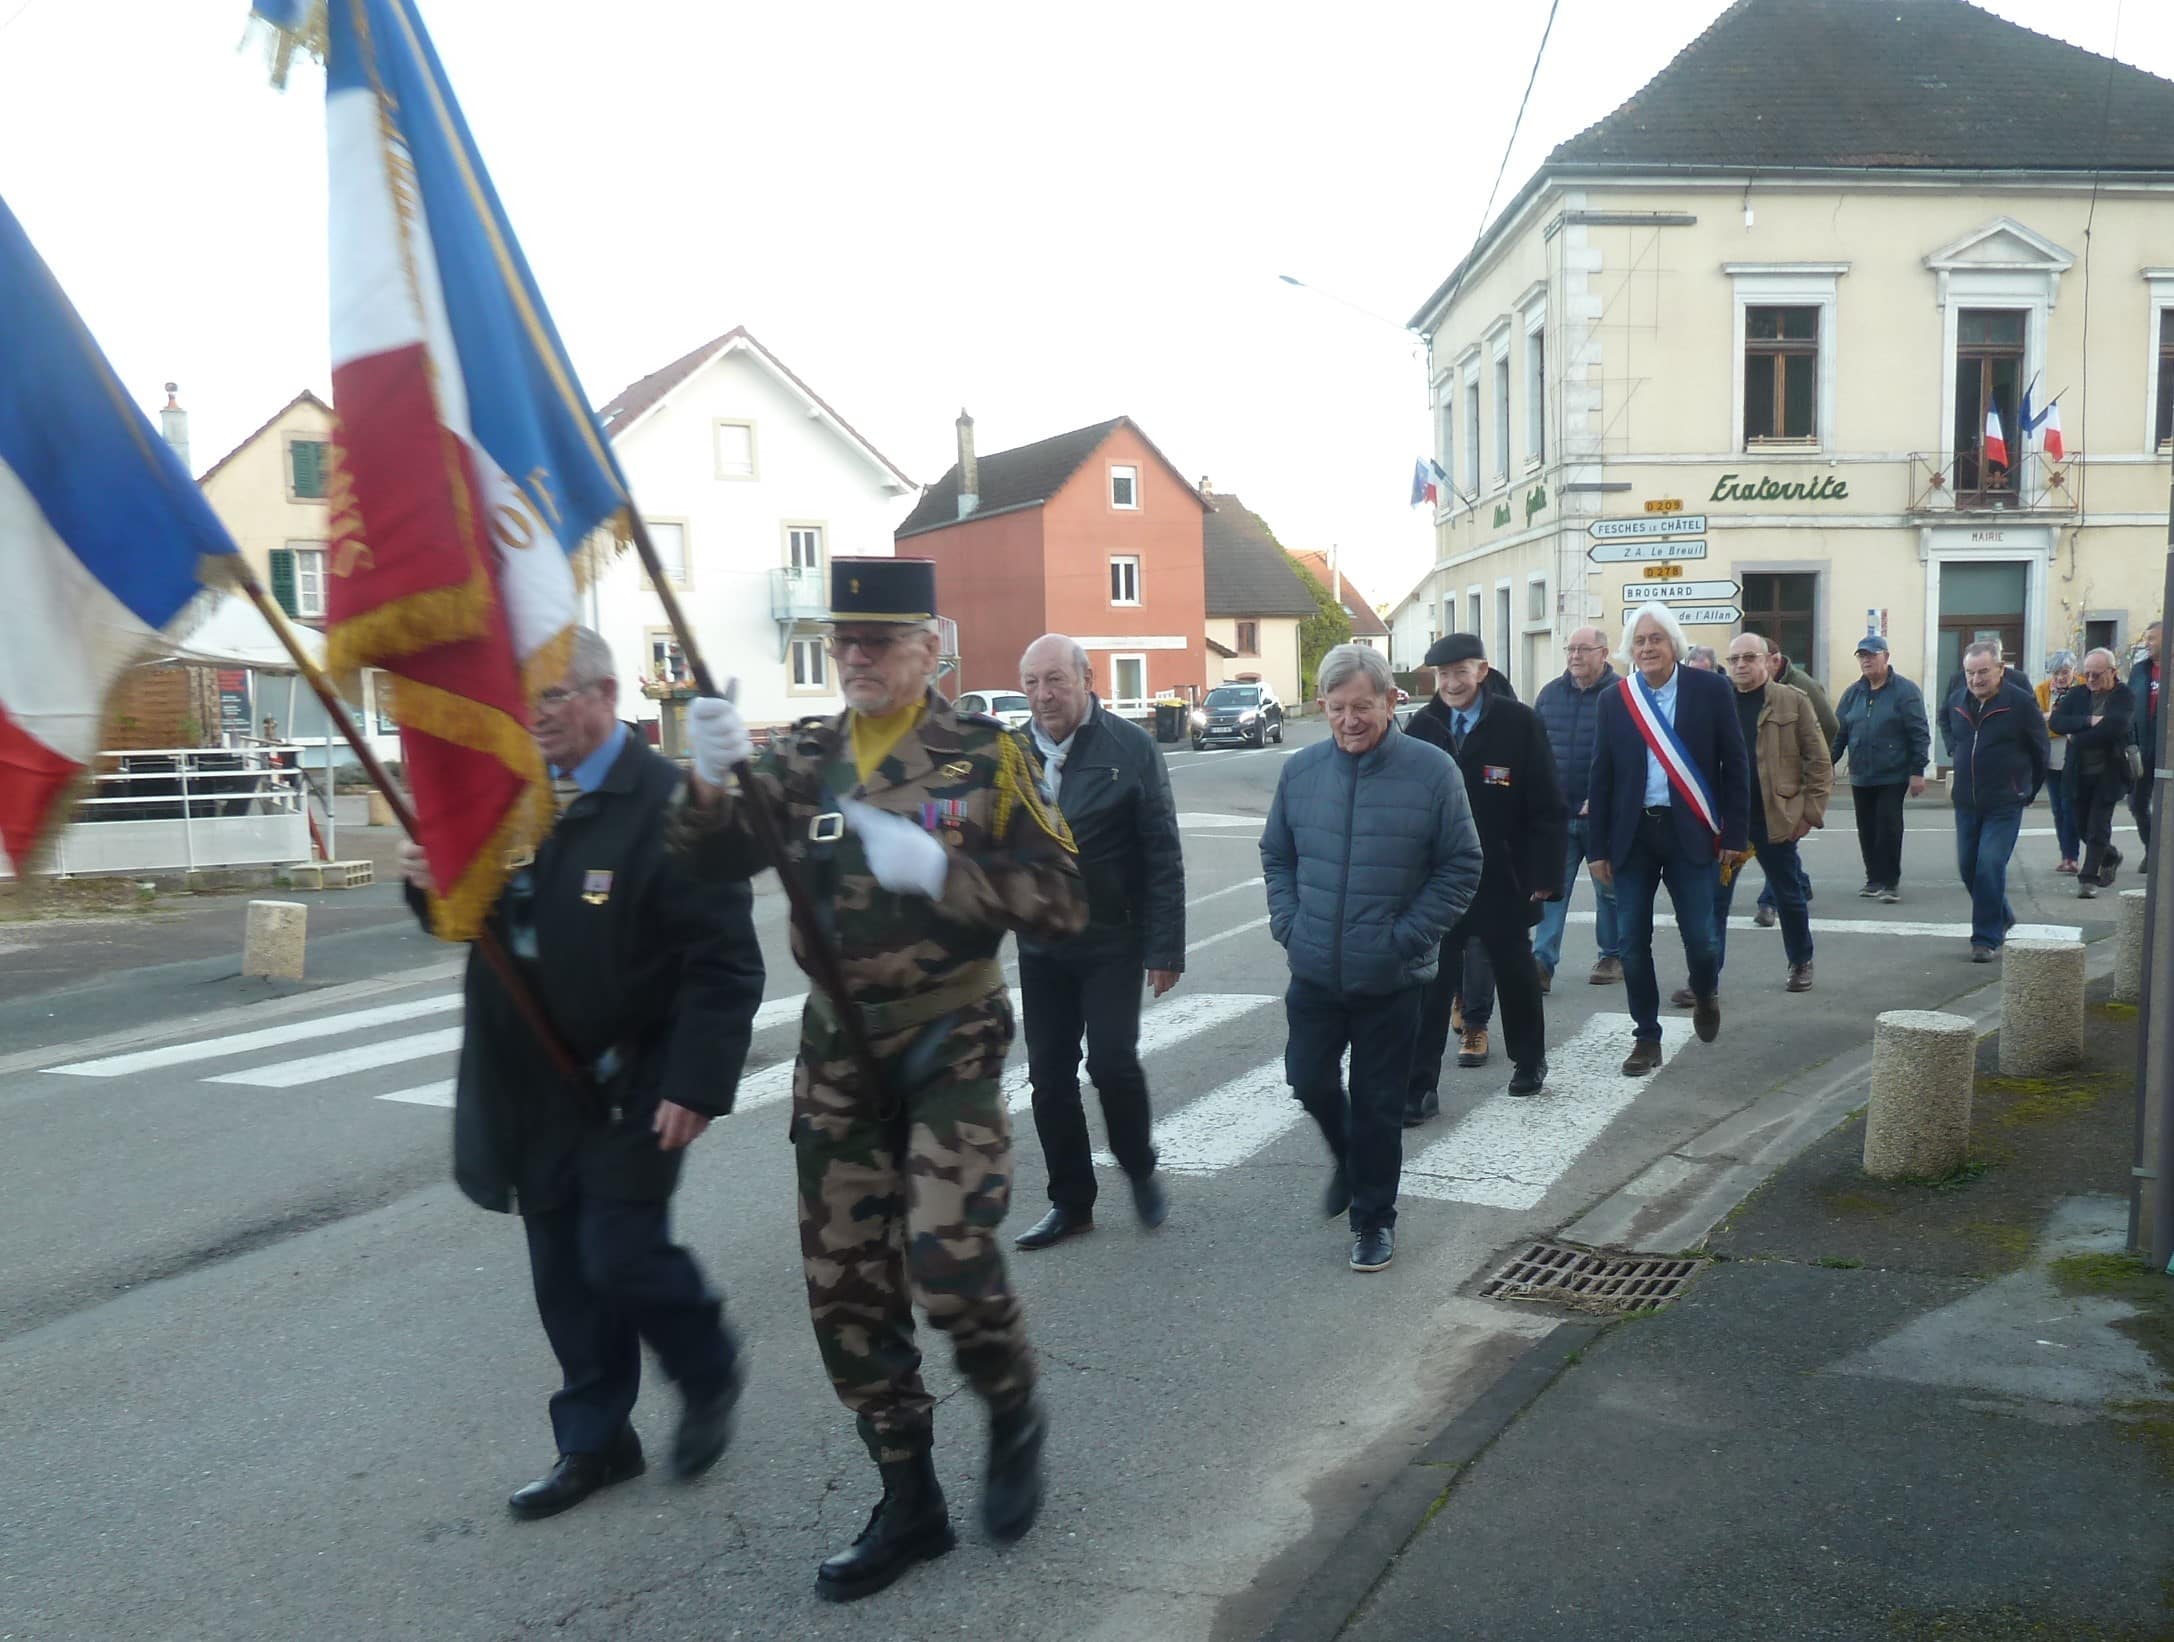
687, 696, 752, 785
840, 796, 949, 898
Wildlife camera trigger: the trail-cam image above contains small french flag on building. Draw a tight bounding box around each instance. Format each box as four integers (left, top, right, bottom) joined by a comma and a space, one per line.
1982, 407, 2009, 470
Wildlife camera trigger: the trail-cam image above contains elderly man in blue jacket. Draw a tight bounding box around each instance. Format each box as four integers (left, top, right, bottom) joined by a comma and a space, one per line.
1261, 643, 1483, 1274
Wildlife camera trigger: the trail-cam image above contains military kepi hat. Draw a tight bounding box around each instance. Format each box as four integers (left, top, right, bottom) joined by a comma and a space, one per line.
829, 556, 938, 624
1424, 632, 1487, 669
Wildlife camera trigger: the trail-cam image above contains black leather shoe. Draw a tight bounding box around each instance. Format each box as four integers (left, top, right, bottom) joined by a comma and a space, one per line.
1402, 1089, 1440, 1127
508, 1428, 644, 1520
982, 1399, 1047, 1544
1350, 1226, 1394, 1272
1013, 1205, 1093, 1251
1130, 1171, 1168, 1230
1692, 993, 1721, 1043
1322, 1163, 1353, 1219
815, 1450, 955, 1602
1507, 1060, 1547, 1096
671, 1357, 744, 1481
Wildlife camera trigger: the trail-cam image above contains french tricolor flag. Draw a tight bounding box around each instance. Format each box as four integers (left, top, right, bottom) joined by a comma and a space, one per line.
1983, 407, 2009, 470
0, 196, 239, 870
256, 0, 641, 936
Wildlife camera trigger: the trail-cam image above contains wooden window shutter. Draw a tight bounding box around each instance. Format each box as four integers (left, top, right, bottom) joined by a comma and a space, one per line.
268, 548, 298, 616
291, 440, 327, 498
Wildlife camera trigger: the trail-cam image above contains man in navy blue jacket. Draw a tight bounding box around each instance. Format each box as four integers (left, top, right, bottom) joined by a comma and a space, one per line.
1948, 640, 2050, 959
1586, 605, 1752, 1076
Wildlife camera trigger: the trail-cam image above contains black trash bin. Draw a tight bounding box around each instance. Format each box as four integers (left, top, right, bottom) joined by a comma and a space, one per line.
1153, 701, 1187, 744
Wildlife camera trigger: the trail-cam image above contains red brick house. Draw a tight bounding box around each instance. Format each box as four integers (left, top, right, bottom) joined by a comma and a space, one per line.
895, 414, 1207, 705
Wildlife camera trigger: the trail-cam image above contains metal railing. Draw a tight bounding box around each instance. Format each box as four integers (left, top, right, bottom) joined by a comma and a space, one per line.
1, 746, 316, 879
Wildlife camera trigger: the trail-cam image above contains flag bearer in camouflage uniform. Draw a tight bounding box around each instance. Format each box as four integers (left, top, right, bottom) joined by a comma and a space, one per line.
671, 557, 1087, 1603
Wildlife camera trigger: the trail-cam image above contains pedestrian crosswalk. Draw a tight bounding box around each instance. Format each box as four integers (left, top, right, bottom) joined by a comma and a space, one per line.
33, 978, 1698, 1217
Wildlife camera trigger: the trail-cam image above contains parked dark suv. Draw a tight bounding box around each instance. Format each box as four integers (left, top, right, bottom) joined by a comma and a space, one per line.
1191, 682, 1284, 750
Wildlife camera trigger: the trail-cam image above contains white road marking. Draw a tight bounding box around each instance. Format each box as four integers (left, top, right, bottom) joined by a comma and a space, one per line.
45, 993, 463, 1078
750, 994, 809, 1033
1188, 875, 1264, 906
1130, 1059, 1300, 1175
1401, 1012, 1696, 1210
1177, 813, 1265, 830
1558, 911, 2083, 941
376, 1080, 454, 1108
1188, 915, 1271, 955
205, 1027, 466, 1089
1003, 991, 1272, 1112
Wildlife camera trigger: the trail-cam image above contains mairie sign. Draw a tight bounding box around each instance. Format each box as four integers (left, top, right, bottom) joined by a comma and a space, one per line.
1588, 537, 1708, 564
1620, 579, 1740, 603
1588, 515, 1706, 541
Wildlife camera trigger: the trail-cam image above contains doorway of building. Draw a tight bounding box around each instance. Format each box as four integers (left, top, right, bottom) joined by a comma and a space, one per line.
1741, 572, 1819, 677
1935, 561, 2028, 693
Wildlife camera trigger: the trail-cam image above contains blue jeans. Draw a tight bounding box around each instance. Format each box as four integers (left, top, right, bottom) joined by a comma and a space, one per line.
1533, 817, 1620, 973
1954, 808, 2023, 949
1614, 811, 1722, 1042
1756, 854, 1813, 911
1285, 977, 1422, 1232
2047, 773, 2080, 862
1716, 838, 1814, 971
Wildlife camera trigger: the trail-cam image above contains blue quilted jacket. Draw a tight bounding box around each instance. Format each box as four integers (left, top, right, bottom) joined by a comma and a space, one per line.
1260, 725, 1483, 996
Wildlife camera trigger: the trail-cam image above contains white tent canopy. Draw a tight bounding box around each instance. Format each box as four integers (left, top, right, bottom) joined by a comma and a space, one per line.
152, 591, 325, 674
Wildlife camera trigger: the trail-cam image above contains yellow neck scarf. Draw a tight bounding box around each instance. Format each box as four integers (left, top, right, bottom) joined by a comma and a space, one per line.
849, 699, 925, 783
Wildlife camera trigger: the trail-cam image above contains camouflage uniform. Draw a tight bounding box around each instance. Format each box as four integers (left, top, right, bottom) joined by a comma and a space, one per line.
669, 687, 1086, 1462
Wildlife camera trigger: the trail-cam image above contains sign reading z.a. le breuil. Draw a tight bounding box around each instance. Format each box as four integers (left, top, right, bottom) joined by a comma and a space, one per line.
1708, 472, 1849, 503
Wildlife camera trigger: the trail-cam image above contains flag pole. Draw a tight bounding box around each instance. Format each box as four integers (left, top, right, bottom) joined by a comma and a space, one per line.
620, 511, 892, 1107
229, 565, 589, 1092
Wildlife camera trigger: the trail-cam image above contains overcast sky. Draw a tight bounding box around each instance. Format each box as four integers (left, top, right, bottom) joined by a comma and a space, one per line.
3, 0, 2169, 612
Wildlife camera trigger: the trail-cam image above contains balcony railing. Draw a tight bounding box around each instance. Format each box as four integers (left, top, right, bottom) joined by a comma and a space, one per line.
770, 566, 829, 621
1908, 451, 2075, 514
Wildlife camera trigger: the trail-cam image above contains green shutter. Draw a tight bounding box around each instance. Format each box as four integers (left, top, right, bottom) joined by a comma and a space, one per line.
290, 440, 327, 499
269, 548, 297, 616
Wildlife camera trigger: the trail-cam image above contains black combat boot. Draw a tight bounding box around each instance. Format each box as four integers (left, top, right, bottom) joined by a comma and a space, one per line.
814, 1449, 955, 1603
982, 1397, 1047, 1543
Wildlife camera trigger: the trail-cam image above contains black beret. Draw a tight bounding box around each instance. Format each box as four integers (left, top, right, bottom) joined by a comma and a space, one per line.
1424, 632, 1487, 669
830, 556, 937, 622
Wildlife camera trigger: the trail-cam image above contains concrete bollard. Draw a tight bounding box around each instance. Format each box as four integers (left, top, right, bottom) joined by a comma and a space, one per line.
243, 899, 307, 981
1863, 1009, 1976, 1180
1998, 937, 2087, 1076
2115, 889, 2149, 1006
366, 790, 396, 828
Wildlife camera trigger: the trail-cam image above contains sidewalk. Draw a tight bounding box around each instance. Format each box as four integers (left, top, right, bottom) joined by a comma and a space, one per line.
1270, 989, 2174, 1641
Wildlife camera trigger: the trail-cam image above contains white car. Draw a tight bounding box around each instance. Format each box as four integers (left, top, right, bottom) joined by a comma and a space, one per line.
953, 689, 1033, 730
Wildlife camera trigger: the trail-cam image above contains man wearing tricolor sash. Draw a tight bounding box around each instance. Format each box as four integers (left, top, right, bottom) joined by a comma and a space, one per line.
1584, 605, 1752, 1076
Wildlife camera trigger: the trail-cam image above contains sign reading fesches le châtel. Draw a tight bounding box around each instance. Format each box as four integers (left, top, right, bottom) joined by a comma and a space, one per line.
1589, 515, 1706, 541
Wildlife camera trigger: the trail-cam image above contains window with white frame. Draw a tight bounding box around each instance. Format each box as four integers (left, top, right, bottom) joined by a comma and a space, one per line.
1434, 390, 1455, 493
2151, 275, 2174, 452
1109, 555, 1141, 605
1727, 263, 1845, 452
789, 635, 828, 690
1525, 326, 1546, 464
1492, 351, 1512, 484
645, 520, 689, 588
292, 544, 327, 619
1467, 589, 1482, 636
1110, 464, 1140, 510
1461, 369, 1481, 494
714, 420, 756, 479
647, 629, 686, 685
786, 524, 824, 573
1526, 575, 1549, 623
1495, 585, 1513, 683
1111, 654, 1146, 702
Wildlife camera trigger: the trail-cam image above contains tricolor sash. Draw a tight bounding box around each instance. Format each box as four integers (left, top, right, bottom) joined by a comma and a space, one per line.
1620, 671, 1722, 854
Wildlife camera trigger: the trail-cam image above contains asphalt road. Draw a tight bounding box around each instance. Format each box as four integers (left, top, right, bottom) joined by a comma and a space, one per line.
0, 720, 2129, 1642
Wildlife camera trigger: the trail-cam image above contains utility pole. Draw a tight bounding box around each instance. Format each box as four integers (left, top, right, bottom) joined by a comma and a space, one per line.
2132, 457, 2174, 1270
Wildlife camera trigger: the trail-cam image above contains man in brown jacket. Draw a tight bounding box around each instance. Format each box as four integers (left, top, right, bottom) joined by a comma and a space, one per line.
1708, 632, 1831, 994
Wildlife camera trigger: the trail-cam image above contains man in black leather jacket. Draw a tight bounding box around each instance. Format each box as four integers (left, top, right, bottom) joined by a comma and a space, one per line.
1010, 634, 1186, 1250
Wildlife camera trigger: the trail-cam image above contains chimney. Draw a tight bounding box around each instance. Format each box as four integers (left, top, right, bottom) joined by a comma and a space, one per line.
956, 409, 979, 519
159, 382, 190, 474
1198, 474, 1214, 499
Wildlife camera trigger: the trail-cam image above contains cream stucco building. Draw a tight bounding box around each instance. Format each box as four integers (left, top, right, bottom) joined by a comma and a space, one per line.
1400, 0, 2174, 730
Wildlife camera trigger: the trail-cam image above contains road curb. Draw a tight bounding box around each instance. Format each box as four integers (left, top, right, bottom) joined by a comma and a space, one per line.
1256, 1319, 1603, 1642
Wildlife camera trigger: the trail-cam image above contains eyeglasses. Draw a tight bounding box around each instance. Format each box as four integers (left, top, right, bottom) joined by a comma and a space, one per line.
828, 631, 912, 660
537, 680, 603, 707
1564, 643, 1607, 655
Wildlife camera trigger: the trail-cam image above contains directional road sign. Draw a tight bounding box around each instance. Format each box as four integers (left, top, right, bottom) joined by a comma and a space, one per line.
1588, 515, 1707, 541
1587, 537, 1708, 564
1653, 603, 1743, 626
1621, 579, 1740, 603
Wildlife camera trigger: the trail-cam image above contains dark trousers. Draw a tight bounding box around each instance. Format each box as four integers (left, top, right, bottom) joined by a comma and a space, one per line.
1716, 839, 1814, 970
1755, 854, 1813, 910
1852, 781, 1909, 887
2130, 761, 2157, 855
1285, 977, 1421, 1232
1615, 809, 1722, 1042
1453, 934, 1496, 1026
1410, 920, 1545, 1095
1020, 946, 1156, 1210
2078, 779, 2124, 880
522, 1194, 736, 1456
2046, 772, 2081, 862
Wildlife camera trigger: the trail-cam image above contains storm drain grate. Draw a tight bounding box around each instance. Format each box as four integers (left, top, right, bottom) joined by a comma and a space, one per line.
1478, 1240, 1709, 1313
